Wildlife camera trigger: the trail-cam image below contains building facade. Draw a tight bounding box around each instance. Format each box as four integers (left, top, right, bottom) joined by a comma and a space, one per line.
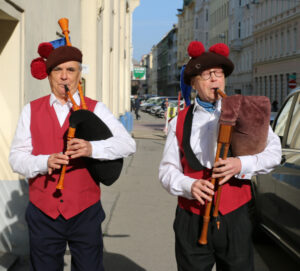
0, 0, 139, 257
227, 0, 255, 95
194, 0, 209, 49
208, 0, 229, 46
148, 47, 158, 95
177, 0, 195, 68
252, 0, 300, 107
157, 26, 180, 96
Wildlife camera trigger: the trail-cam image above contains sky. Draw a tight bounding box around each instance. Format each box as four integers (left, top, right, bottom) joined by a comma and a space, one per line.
132, 0, 182, 61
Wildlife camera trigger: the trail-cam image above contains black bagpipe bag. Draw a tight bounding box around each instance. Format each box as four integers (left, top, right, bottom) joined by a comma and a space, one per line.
69, 109, 123, 186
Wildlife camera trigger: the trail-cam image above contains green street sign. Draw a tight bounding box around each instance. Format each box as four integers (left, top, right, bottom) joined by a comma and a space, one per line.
133, 67, 146, 80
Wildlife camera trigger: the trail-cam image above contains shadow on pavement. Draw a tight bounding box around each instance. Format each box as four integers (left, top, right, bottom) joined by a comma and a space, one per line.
103, 251, 146, 271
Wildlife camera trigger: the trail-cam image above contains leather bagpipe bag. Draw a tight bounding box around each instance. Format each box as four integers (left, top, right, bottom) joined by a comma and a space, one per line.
69, 110, 123, 186
220, 95, 271, 156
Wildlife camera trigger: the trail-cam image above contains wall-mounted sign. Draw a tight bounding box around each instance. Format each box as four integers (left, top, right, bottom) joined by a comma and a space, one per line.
132, 67, 146, 80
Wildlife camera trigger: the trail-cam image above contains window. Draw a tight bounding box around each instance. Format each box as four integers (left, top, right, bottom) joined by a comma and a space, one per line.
274, 95, 293, 142
287, 94, 300, 149
274, 34, 278, 57
287, 29, 290, 53
293, 27, 297, 52
270, 36, 273, 58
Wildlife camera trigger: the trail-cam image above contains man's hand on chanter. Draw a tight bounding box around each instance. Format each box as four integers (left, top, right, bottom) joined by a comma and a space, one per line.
191, 179, 215, 205
47, 153, 69, 175
212, 157, 241, 185
65, 138, 92, 159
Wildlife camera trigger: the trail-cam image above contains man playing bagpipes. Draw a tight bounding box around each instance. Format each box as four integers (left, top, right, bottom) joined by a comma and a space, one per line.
9, 42, 136, 270
159, 41, 282, 271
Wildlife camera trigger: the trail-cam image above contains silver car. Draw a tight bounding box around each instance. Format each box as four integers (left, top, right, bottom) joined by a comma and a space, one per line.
252, 86, 300, 262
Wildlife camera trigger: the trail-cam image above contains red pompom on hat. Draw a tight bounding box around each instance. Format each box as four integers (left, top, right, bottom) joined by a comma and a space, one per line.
187, 41, 205, 58
38, 42, 54, 59
30, 57, 47, 80
209, 43, 229, 57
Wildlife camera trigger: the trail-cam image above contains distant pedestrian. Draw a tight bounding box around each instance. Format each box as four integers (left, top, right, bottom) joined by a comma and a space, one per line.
134, 95, 141, 120
131, 97, 135, 112
161, 98, 168, 111
272, 100, 278, 112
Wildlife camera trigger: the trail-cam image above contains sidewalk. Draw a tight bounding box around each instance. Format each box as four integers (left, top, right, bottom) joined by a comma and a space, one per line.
101, 111, 177, 270
130, 111, 167, 140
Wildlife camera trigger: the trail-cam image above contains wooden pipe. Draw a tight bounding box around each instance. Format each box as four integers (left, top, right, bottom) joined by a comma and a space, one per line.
198, 89, 233, 245
58, 18, 87, 110
56, 85, 79, 190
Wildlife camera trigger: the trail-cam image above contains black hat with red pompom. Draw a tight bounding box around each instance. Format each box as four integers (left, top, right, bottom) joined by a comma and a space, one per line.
30, 43, 82, 80
183, 41, 234, 85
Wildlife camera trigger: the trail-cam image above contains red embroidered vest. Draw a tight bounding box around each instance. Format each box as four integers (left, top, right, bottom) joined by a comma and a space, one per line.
176, 106, 252, 215
29, 95, 101, 219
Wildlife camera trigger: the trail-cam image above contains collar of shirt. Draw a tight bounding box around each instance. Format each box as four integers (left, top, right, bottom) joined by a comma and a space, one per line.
49, 91, 81, 127
192, 98, 222, 114
49, 91, 81, 108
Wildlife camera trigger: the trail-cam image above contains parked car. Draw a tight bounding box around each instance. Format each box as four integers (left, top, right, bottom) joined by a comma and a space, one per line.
157, 101, 184, 118
251, 86, 300, 262
140, 97, 165, 112
150, 98, 179, 115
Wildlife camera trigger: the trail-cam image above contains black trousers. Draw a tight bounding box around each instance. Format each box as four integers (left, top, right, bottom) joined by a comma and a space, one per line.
135, 108, 140, 119
26, 201, 105, 271
173, 204, 254, 271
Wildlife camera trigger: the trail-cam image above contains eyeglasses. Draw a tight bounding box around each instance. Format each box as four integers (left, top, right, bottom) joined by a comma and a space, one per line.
200, 70, 224, 80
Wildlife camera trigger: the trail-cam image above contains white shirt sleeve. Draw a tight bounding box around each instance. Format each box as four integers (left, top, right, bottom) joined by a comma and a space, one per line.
159, 119, 282, 199
158, 117, 196, 199
9, 104, 49, 179
236, 125, 282, 180
89, 102, 136, 160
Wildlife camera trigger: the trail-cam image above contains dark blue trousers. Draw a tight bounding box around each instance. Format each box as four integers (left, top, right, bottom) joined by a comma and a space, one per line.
26, 201, 105, 271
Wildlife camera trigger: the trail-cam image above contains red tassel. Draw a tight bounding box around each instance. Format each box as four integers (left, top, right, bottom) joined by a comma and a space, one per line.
209, 43, 230, 57
38, 42, 54, 59
30, 57, 47, 80
187, 41, 205, 58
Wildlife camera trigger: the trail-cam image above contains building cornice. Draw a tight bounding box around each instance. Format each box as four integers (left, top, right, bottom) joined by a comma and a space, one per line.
253, 11, 299, 36
253, 53, 300, 67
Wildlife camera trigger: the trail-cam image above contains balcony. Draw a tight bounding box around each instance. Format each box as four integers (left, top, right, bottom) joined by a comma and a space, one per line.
230, 39, 242, 51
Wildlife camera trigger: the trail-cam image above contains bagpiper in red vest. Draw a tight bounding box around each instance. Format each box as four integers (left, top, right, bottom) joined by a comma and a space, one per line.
175, 105, 252, 216
29, 95, 101, 219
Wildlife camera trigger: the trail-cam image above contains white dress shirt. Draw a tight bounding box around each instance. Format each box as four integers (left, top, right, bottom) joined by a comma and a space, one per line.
159, 99, 282, 200
9, 92, 136, 179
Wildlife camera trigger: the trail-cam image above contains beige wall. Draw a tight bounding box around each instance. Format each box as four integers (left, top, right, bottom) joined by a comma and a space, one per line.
0, 10, 21, 181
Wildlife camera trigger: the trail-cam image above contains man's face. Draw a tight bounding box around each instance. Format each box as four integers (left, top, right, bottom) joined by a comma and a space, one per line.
191, 67, 225, 103
48, 61, 81, 102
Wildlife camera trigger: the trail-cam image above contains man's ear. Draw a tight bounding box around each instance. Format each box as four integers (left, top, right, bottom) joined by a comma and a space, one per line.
190, 77, 196, 90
